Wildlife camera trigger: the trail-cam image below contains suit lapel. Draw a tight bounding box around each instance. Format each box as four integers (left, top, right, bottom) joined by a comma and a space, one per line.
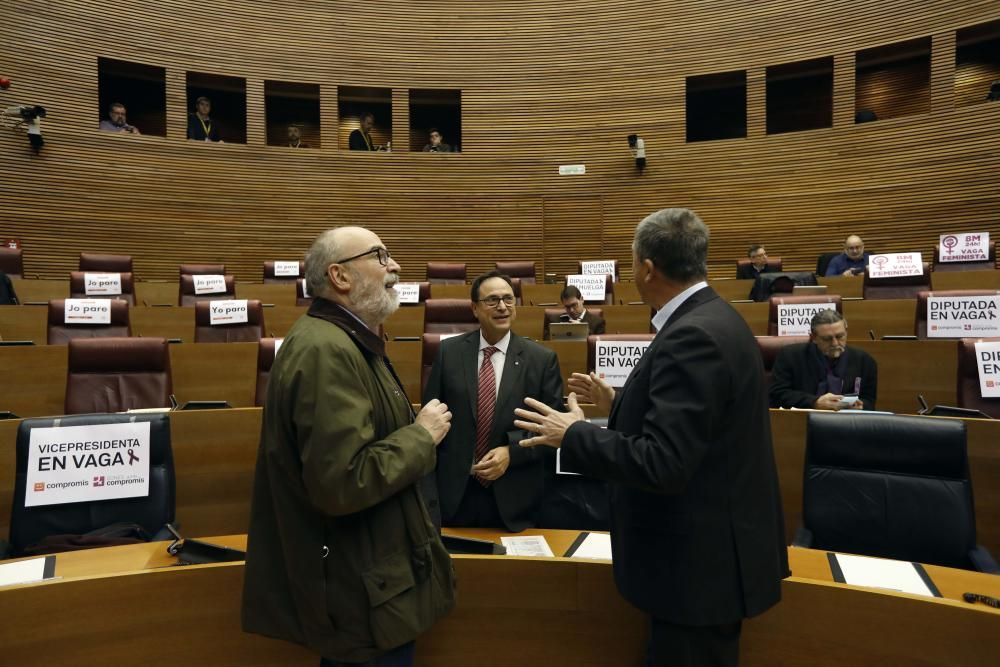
463, 332, 480, 419
492, 335, 525, 442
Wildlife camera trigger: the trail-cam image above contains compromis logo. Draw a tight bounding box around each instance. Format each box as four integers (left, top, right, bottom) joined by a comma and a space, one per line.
33, 482, 44, 492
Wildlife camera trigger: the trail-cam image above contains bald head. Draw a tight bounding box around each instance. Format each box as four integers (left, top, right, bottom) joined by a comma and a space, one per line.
844, 235, 865, 261
305, 226, 379, 297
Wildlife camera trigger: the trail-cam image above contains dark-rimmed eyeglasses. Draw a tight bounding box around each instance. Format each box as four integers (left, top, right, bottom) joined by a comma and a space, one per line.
478, 295, 516, 308
334, 246, 391, 267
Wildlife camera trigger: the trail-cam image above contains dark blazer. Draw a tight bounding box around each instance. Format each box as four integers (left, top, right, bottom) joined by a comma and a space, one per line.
561, 287, 788, 626
187, 115, 220, 142
736, 263, 775, 280
543, 309, 606, 339
769, 342, 878, 410
423, 330, 563, 532
348, 129, 375, 151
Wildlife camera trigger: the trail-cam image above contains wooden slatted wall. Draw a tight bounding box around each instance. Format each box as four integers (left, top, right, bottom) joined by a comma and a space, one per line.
0, 0, 998, 283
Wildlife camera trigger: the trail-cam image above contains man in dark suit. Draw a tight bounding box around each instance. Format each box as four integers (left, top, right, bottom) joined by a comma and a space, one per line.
348, 111, 378, 151
770, 308, 878, 411
514, 208, 788, 666
423, 270, 563, 532
736, 244, 773, 280
542, 284, 606, 340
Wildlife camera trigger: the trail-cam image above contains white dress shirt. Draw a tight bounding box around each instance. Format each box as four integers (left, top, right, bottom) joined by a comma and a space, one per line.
478, 331, 511, 394
651, 281, 709, 332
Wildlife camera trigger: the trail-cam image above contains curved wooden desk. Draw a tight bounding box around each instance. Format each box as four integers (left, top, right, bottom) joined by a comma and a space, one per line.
0, 530, 997, 666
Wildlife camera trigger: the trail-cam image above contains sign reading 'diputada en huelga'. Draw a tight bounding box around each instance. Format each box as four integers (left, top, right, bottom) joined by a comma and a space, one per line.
595, 340, 651, 387
927, 295, 1000, 338
25, 421, 151, 507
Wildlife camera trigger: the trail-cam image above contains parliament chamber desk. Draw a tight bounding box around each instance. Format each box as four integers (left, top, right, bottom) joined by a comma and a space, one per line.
0, 530, 997, 666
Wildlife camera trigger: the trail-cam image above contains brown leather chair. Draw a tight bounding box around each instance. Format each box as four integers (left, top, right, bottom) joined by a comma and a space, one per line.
420, 333, 447, 396
423, 298, 478, 334
0, 247, 23, 279
194, 299, 265, 343
47, 299, 131, 345
933, 242, 996, 272
915, 290, 1000, 338
426, 262, 466, 284
543, 307, 605, 340
296, 278, 314, 307
957, 338, 1000, 418
79, 253, 133, 273
255, 338, 279, 406
767, 295, 842, 336
178, 274, 236, 306
577, 260, 620, 282
495, 261, 537, 284
262, 261, 303, 283
736, 256, 783, 278
862, 263, 932, 300
179, 263, 226, 276
756, 335, 810, 387
64, 337, 172, 414
586, 333, 655, 372
69, 271, 136, 306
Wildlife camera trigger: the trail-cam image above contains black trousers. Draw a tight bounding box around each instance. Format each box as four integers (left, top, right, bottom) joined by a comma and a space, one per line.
646, 617, 742, 667
447, 476, 504, 528
319, 641, 415, 667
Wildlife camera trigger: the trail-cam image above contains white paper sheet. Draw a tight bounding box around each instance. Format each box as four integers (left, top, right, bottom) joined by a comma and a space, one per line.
832, 553, 936, 597
500, 535, 555, 557
0, 556, 54, 588
567, 532, 612, 561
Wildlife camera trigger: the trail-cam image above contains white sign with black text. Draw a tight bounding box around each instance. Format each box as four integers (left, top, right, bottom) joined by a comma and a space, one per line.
25, 421, 151, 507
193, 274, 227, 295
273, 261, 300, 277
83, 272, 122, 296
927, 295, 1000, 338
64, 298, 111, 325
777, 303, 833, 337
975, 341, 1000, 398
209, 299, 249, 325
394, 283, 421, 304
939, 232, 990, 263
566, 274, 606, 302
595, 340, 651, 387
580, 260, 617, 282
867, 252, 924, 279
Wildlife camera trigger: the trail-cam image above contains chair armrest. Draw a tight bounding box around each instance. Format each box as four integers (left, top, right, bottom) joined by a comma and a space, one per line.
791, 526, 814, 548
969, 545, 1000, 575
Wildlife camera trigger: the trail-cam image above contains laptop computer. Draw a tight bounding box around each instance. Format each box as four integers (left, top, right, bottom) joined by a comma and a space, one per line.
792, 285, 828, 295
549, 322, 590, 340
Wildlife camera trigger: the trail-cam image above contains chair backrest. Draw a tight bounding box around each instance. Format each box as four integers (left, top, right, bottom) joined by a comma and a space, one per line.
69, 271, 136, 306
862, 263, 931, 300
178, 274, 236, 306
296, 278, 314, 307
194, 299, 265, 343
736, 256, 783, 277
47, 299, 131, 345
79, 253, 133, 273
65, 337, 173, 414
423, 298, 478, 334
577, 260, 620, 282
933, 241, 997, 272
179, 263, 226, 276
815, 252, 841, 277
543, 307, 605, 339
586, 333, 655, 372
957, 337, 1000, 418
420, 333, 447, 396
803, 412, 975, 569
0, 247, 24, 279
262, 260, 303, 283
255, 338, 279, 407
755, 335, 810, 386
8, 413, 175, 557
767, 295, 842, 336
915, 290, 1000, 338
426, 262, 466, 284
495, 261, 537, 284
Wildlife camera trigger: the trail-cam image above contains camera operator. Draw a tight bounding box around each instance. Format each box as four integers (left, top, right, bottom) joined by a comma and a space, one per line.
99, 102, 140, 135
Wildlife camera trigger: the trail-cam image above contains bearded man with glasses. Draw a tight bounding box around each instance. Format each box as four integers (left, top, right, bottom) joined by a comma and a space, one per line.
421, 270, 564, 532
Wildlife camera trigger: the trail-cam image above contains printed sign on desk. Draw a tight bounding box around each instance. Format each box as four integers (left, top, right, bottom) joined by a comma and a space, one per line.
567, 274, 606, 301
868, 252, 923, 279
25, 421, 151, 507
394, 283, 421, 304
209, 299, 249, 325
975, 341, 1000, 398
777, 303, 833, 337
83, 272, 122, 296
64, 298, 111, 324
274, 261, 300, 277
193, 274, 227, 295
580, 260, 617, 281
595, 340, 651, 387
927, 295, 1000, 338
939, 232, 989, 263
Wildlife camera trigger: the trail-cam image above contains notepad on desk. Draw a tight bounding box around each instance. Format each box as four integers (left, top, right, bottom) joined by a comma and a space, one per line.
500, 535, 554, 557
828, 552, 940, 598
564, 532, 612, 561
0, 556, 56, 588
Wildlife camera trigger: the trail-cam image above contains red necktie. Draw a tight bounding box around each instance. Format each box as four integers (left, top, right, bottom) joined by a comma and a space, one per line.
473, 346, 498, 486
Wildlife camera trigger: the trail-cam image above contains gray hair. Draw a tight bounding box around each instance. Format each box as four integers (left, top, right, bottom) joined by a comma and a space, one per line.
305, 229, 343, 297
810, 308, 845, 334
632, 208, 709, 282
